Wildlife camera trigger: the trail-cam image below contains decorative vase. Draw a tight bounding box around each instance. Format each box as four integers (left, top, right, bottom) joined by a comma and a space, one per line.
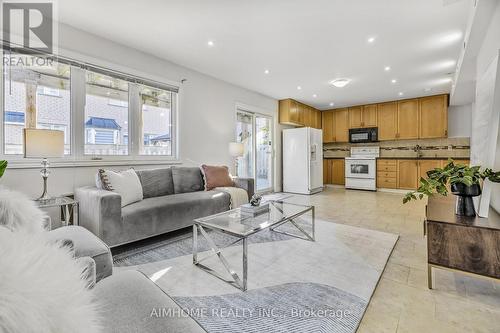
450, 183, 481, 217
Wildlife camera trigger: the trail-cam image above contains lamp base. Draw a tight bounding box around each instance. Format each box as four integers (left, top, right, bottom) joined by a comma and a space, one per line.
36, 159, 53, 202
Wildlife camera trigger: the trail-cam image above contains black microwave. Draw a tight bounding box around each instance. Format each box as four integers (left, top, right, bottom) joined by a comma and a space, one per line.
349, 127, 378, 143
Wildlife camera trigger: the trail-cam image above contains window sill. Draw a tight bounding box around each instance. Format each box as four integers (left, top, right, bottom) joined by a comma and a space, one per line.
6, 158, 183, 169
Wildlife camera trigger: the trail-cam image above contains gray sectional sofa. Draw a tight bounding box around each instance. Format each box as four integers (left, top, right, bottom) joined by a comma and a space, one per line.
75, 167, 254, 247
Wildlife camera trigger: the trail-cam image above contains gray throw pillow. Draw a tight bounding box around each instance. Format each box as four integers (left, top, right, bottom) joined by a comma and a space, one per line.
171, 167, 204, 193
136, 168, 174, 198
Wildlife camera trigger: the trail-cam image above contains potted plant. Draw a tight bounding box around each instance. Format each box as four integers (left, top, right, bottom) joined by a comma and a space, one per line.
0, 160, 7, 179
403, 159, 500, 216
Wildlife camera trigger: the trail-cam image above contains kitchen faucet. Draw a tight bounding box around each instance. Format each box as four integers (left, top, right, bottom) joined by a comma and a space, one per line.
413, 144, 423, 158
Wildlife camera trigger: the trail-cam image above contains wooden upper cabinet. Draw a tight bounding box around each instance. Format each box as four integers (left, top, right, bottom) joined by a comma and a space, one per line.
362, 104, 377, 127
419, 95, 448, 139
397, 159, 419, 189
397, 99, 419, 139
334, 108, 349, 142
377, 102, 398, 140
322, 111, 335, 143
348, 106, 363, 128
315, 110, 322, 129
279, 99, 300, 125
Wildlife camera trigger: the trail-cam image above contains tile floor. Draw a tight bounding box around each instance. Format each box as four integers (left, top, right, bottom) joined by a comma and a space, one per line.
287, 187, 500, 333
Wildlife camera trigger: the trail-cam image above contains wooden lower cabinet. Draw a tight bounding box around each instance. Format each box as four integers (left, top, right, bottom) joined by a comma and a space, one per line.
397, 160, 419, 189
418, 160, 442, 181
377, 159, 397, 189
323, 159, 345, 185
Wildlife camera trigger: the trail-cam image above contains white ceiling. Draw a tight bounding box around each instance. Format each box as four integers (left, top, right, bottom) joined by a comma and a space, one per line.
58, 0, 470, 109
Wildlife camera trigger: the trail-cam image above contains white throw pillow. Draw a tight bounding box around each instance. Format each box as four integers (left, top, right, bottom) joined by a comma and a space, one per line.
98, 168, 143, 207
0, 186, 48, 233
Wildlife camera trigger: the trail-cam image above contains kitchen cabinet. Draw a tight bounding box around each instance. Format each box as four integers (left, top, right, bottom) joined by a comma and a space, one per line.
377, 159, 397, 189
397, 99, 419, 139
334, 108, 349, 142
331, 159, 345, 185
397, 159, 419, 189
323, 159, 332, 184
419, 95, 448, 139
348, 106, 363, 128
362, 104, 378, 127
377, 102, 398, 141
279, 99, 300, 126
418, 160, 442, 181
322, 111, 335, 143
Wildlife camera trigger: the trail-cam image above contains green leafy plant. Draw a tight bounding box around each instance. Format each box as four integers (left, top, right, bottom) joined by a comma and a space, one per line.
403, 159, 500, 204
0, 160, 7, 178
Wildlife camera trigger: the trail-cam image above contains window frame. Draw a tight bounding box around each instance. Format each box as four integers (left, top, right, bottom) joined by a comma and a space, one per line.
0, 50, 181, 168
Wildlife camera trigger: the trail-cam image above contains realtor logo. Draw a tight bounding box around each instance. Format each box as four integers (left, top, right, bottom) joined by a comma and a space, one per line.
2, 2, 54, 53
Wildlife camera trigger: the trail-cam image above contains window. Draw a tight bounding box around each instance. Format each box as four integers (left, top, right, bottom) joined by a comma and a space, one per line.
84, 71, 129, 156
140, 86, 173, 156
1, 49, 179, 163
3, 53, 71, 155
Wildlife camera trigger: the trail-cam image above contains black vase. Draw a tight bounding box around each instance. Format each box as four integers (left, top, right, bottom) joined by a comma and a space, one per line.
450, 183, 481, 217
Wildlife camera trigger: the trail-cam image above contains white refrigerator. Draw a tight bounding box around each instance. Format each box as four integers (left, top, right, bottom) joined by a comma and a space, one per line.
283, 127, 323, 194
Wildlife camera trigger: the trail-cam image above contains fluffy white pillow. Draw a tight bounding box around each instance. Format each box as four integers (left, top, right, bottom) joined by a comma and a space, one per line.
0, 187, 48, 233
0, 227, 102, 333
98, 168, 143, 207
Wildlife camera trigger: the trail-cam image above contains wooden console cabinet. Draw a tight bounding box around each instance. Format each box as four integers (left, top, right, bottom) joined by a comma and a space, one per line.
425, 196, 500, 289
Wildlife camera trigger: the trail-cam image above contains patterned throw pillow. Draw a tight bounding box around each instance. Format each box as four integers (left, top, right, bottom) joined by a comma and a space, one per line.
97, 168, 143, 207
200, 165, 235, 191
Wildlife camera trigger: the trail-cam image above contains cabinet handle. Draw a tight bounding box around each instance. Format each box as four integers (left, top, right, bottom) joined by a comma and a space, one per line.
444, 130, 448, 136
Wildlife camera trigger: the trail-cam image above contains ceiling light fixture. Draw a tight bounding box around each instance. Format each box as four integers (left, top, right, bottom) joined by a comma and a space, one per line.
207, 40, 215, 47
391, 79, 397, 83
264, 69, 270, 74
297, 86, 302, 90
424, 87, 432, 92
367, 37, 376, 43
312, 94, 317, 98
384, 66, 391, 71
398, 92, 404, 96
330, 78, 350, 88
329, 102, 335, 107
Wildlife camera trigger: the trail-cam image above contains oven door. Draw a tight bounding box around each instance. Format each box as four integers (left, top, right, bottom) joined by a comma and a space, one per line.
345, 159, 376, 179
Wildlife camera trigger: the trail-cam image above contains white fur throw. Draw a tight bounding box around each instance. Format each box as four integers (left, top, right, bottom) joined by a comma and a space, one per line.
0, 227, 102, 333
214, 186, 249, 209
0, 187, 47, 233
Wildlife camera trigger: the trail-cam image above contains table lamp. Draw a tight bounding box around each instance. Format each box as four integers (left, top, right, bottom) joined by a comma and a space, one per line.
228, 142, 244, 177
23, 128, 65, 201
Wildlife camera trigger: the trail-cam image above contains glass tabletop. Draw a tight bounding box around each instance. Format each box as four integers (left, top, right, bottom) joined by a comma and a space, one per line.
194, 201, 312, 237
35, 196, 77, 208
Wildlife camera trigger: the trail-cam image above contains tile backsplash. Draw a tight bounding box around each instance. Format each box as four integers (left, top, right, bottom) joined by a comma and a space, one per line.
323, 137, 470, 159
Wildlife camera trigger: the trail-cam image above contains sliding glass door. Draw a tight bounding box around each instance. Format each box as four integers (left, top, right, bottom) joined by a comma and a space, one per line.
236, 109, 273, 193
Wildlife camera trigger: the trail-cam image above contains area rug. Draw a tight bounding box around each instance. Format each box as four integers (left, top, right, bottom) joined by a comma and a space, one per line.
113, 218, 398, 333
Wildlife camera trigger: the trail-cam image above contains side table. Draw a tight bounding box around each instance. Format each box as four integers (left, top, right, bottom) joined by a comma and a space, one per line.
35, 197, 79, 229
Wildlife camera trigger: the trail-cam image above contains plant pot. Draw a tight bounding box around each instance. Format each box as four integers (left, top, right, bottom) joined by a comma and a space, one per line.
450, 183, 481, 217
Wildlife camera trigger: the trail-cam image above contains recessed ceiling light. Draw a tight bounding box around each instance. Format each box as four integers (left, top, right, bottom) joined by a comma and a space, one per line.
384, 66, 391, 71
367, 37, 376, 43
391, 79, 397, 84
330, 78, 350, 88
424, 87, 432, 92
297, 86, 302, 90
312, 94, 317, 98
264, 69, 270, 74
329, 102, 335, 107
207, 40, 215, 47
398, 92, 404, 96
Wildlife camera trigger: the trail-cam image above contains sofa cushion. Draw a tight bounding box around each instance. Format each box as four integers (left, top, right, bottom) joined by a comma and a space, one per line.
98, 168, 143, 207
136, 168, 174, 198
201, 164, 235, 190
171, 167, 204, 193
95, 270, 205, 333
108, 191, 230, 246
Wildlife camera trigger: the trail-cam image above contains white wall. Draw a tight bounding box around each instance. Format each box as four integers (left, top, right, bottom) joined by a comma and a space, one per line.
0, 24, 282, 196
475, 1, 500, 213
448, 104, 472, 138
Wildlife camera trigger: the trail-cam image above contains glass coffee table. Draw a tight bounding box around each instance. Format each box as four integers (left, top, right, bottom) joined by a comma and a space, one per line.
192, 200, 315, 291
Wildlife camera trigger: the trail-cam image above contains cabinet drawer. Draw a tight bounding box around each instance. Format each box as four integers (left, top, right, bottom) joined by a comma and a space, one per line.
377, 171, 397, 178
378, 165, 397, 172
377, 177, 398, 188
377, 159, 397, 166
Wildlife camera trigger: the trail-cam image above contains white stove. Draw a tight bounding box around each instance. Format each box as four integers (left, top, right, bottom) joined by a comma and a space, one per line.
345, 147, 380, 191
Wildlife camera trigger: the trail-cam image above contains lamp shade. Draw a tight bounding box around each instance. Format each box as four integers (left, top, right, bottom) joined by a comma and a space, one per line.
24, 129, 65, 158
228, 142, 244, 157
